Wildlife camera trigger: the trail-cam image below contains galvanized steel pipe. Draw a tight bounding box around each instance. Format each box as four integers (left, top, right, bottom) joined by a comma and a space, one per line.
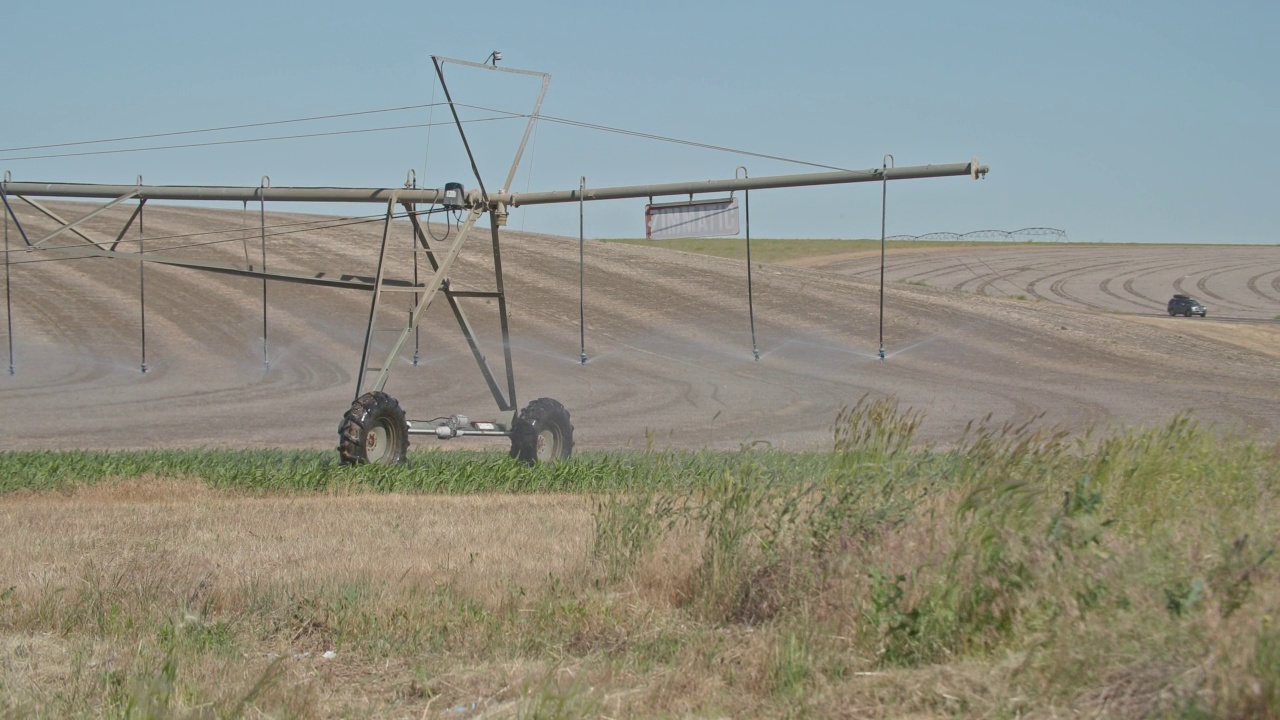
1, 159, 986, 209
499, 161, 987, 207
0, 183, 443, 204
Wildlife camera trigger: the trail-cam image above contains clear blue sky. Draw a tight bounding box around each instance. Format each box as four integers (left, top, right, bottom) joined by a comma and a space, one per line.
2, 0, 1276, 243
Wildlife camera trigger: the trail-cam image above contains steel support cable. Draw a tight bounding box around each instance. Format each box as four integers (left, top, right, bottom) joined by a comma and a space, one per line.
426, 57, 482, 249
0, 188, 33, 248
0, 115, 520, 162
2, 98, 838, 172
539, 114, 853, 172
0, 212, 395, 261
449, 102, 853, 172
0, 102, 453, 153
432, 58, 488, 202
4, 101, 846, 173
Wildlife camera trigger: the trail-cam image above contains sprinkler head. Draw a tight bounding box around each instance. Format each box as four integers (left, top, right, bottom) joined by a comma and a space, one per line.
753, 348, 761, 361
878, 347, 886, 361
580, 353, 588, 366
140, 363, 148, 374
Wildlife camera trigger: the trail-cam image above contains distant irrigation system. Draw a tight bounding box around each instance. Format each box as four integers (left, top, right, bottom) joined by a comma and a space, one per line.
886, 227, 1067, 242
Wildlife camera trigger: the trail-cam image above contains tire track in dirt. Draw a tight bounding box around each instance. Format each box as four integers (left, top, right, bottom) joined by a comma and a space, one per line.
828, 253, 994, 292
1193, 262, 1271, 311
1119, 259, 1193, 307
1094, 258, 1191, 310
973, 263, 1034, 297
1053, 259, 1142, 309
1023, 258, 1126, 307
1172, 275, 1192, 297
1245, 269, 1280, 304
895, 258, 976, 288
921, 248, 1079, 299
960, 248, 1067, 298
948, 258, 1000, 294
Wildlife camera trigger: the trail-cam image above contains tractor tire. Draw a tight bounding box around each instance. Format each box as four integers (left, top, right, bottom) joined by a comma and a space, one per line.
509, 397, 575, 466
338, 391, 409, 465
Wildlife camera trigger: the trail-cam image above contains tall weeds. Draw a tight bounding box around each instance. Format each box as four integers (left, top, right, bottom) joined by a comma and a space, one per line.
590, 400, 1280, 716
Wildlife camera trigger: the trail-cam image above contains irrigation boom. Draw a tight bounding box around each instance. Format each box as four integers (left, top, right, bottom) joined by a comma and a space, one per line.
0, 160, 986, 207
1, 54, 989, 465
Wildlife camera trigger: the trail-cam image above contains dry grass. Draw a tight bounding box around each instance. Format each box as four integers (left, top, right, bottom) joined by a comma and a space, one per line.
1, 479, 595, 717
3, 407, 1279, 718
2, 477, 592, 606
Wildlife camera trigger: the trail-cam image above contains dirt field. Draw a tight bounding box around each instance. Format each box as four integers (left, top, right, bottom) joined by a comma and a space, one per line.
2, 202, 1278, 453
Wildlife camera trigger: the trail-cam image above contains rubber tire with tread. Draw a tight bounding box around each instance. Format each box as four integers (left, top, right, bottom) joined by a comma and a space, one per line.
509, 397, 575, 466
338, 391, 409, 465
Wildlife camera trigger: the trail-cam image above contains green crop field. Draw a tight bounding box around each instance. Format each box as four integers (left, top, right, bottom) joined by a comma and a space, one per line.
2, 400, 1278, 717
0, 447, 830, 496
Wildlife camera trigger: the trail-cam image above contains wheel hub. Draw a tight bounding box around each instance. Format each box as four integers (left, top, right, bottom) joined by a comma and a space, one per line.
367, 423, 390, 462
536, 428, 559, 462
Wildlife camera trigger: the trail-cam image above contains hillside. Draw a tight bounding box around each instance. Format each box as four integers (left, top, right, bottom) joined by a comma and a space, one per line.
3, 202, 1278, 452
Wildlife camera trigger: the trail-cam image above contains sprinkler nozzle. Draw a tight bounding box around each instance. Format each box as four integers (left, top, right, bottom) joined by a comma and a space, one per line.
753, 348, 761, 361
878, 347, 886, 361
580, 353, 588, 366
140, 363, 148, 374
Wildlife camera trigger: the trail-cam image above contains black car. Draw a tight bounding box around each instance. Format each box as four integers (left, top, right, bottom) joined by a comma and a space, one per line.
1167, 294, 1207, 317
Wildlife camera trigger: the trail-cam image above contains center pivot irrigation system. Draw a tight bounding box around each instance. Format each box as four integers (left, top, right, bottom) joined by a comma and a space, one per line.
1, 56, 988, 465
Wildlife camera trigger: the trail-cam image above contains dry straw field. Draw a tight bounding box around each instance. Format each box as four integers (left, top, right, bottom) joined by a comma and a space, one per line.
2, 203, 1279, 717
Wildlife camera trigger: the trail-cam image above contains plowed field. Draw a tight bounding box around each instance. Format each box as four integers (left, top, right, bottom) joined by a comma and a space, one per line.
3, 203, 1278, 452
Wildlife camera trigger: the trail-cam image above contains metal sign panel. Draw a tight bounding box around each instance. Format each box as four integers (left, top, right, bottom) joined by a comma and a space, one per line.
644, 197, 740, 240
